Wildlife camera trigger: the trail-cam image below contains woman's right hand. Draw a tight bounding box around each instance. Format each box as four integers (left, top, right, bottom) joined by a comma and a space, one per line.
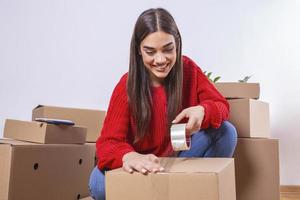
122, 152, 165, 174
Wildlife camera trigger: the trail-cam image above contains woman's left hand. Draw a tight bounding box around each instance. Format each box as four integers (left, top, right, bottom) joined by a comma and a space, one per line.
172, 105, 205, 135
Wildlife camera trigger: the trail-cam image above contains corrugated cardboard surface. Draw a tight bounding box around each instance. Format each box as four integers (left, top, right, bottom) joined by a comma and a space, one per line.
0, 138, 94, 200
106, 158, 236, 200
4, 119, 87, 144
32, 105, 106, 142
228, 99, 270, 138
233, 138, 280, 200
86, 143, 97, 166
214, 82, 260, 99
250, 99, 270, 137
0, 145, 12, 200
79, 197, 93, 200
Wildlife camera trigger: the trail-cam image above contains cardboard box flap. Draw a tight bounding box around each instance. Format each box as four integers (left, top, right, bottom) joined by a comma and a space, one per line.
160, 158, 233, 173
0, 138, 87, 147
33, 104, 104, 112
0, 138, 39, 146
110, 158, 233, 174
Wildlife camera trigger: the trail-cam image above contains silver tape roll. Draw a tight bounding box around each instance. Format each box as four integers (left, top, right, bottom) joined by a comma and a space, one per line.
170, 123, 191, 151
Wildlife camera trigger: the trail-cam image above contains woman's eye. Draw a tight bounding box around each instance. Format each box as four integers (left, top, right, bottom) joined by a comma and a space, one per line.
146, 51, 155, 55
144, 48, 174, 55
164, 48, 174, 53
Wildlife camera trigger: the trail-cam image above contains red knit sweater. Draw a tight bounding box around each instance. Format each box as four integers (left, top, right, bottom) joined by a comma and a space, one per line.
96, 55, 229, 170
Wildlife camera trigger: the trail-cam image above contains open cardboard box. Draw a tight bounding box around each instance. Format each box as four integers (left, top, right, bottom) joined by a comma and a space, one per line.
214, 82, 260, 99
0, 138, 94, 200
106, 158, 236, 200
4, 119, 87, 144
32, 105, 106, 142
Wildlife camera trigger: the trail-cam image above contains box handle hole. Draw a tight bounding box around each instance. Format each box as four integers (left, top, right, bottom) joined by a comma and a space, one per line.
33, 163, 39, 170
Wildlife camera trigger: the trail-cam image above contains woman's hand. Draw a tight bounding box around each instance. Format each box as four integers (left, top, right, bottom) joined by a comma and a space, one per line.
122, 152, 164, 174
172, 105, 205, 135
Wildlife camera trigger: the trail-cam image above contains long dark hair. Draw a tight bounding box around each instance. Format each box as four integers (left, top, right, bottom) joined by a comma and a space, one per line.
127, 8, 183, 142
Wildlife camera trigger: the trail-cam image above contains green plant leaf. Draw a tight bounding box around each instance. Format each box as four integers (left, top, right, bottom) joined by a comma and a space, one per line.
238, 75, 252, 83
207, 72, 212, 79
203, 70, 221, 83
213, 76, 221, 83
244, 75, 252, 82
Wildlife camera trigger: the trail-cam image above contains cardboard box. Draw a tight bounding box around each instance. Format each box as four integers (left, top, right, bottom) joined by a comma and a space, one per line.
80, 197, 93, 200
0, 138, 95, 200
214, 82, 260, 99
228, 99, 270, 138
233, 138, 280, 200
32, 105, 106, 142
86, 143, 97, 167
4, 119, 87, 144
106, 158, 236, 200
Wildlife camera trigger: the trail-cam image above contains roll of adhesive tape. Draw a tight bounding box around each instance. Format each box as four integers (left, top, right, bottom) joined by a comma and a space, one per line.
170, 123, 191, 151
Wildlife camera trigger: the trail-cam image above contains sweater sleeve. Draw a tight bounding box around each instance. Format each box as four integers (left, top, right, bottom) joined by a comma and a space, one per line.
185, 56, 229, 129
96, 74, 135, 170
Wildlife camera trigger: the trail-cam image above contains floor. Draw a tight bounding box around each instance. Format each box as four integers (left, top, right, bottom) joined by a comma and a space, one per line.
281, 186, 300, 200
281, 195, 300, 200
82, 195, 300, 200
281, 193, 300, 200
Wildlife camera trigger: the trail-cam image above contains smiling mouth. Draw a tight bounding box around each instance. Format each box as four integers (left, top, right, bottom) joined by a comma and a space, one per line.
152, 64, 169, 71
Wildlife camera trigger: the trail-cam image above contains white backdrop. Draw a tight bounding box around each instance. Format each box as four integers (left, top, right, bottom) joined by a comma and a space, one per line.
0, 0, 299, 185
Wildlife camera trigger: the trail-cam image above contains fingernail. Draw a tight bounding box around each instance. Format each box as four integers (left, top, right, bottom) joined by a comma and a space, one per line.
142, 169, 146, 173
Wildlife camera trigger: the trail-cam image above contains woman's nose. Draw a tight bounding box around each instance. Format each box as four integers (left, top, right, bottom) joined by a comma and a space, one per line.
154, 53, 166, 65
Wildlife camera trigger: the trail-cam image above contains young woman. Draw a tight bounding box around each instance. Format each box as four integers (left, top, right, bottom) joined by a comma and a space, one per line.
89, 8, 237, 200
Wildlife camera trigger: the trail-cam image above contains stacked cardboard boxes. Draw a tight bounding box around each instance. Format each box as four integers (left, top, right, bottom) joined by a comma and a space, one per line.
215, 82, 280, 200
32, 105, 106, 142
31, 105, 104, 166
0, 105, 104, 200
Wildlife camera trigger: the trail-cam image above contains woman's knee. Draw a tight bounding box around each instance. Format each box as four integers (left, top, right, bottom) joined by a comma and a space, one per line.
220, 121, 237, 140
89, 167, 106, 200
215, 121, 238, 157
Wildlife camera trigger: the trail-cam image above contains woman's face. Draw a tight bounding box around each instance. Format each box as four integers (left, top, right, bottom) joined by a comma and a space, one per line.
140, 31, 177, 86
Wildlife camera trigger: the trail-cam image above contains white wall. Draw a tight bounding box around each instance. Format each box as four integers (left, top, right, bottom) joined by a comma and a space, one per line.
0, 0, 299, 185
